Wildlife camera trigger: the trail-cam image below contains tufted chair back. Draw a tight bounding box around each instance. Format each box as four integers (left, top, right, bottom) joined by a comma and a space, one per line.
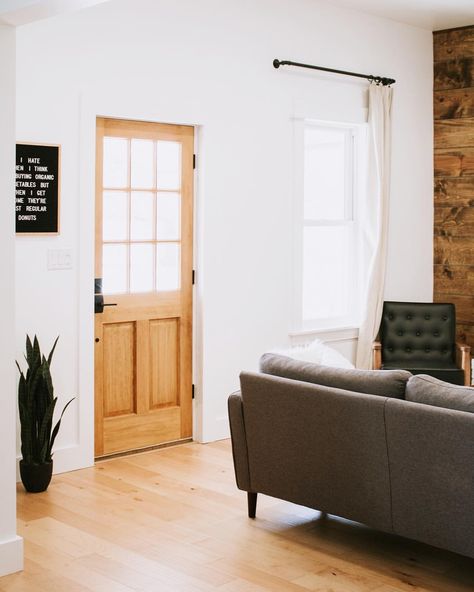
380, 301, 456, 366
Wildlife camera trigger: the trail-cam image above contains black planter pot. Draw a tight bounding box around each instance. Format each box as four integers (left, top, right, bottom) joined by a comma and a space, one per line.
19, 460, 53, 493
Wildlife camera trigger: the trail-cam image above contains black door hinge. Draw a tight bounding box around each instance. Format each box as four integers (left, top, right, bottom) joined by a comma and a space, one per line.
192, 269, 196, 285
192, 384, 195, 399
193, 154, 196, 169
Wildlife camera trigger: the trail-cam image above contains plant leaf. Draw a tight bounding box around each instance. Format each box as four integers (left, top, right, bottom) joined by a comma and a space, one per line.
49, 397, 75, 456
38, 399, 56, 463
42, 358, 54, 400
26, 335, 33, 364
47, 336, 59, 367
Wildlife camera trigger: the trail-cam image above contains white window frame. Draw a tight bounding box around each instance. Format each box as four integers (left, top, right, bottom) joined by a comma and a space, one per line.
292, 118, 367, 333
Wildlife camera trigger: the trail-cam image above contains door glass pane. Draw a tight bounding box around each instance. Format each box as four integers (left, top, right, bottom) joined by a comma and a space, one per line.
131, 139, 154, 189
131, 192, 154, 240
103, 137, 128, 188
157, 192, 180, 240
302, 226, 351, 321
103, 191, 128, 241
103, 244, 127, 294
304, 127, 347, 220
157, 141, 181, 190
130, 244, 154, 293
156, 243, 180, 291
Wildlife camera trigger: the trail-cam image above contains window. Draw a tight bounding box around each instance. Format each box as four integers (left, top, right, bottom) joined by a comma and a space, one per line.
100, 135, 182, 295
293, 120, 367, 331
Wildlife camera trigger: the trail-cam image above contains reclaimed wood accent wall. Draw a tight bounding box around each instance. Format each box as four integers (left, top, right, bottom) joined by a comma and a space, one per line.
434, 25, 474, 348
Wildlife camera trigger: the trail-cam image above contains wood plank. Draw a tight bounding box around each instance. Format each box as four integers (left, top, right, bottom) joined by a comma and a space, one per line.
7, 441, 474, 591
434, 293, 474, 325
434, 58, 474, 90
434, 27, 474, 62
457, 324, 474, 350
434, 88, 474, 119
434, 235, 474, 265
434, 27, 474, 351
434, 118, 474, 149
434, 206, 474, 236
434, 148, 474, 177
434, 177, 474, 206
434, 264, 474, 295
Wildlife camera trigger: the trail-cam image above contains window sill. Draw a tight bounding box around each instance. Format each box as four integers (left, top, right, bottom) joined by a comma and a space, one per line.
289, 326, 359, 343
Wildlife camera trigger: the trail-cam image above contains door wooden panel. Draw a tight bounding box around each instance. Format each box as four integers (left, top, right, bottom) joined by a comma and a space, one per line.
94, 118, 193, 457
150, 318, 179, 409
103, 322, 136, 418
103, 407, 181, 455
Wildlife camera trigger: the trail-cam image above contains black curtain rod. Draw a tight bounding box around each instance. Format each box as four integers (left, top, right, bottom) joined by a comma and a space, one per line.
273, 59, 396, 86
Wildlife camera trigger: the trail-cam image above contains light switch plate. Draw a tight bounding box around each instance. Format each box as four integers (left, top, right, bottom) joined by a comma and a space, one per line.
47, 249, 73, 271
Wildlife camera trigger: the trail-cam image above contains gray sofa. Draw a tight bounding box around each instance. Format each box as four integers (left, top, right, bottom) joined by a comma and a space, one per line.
228, 353, 474, 559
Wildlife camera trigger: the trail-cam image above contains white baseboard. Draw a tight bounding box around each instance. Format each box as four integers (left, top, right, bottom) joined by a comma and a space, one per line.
199, 416, 230, 443
16, 442, 94, 482
0, 536, 23, 577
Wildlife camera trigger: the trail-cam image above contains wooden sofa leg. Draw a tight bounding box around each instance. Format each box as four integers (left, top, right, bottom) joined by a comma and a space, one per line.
248, 492, 257, 518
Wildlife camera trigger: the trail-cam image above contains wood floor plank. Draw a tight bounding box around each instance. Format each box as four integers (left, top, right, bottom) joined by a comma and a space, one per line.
3, 441, 474, 591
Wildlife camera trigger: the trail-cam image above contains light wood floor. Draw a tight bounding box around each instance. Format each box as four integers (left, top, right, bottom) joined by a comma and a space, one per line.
2, 440, 474, 591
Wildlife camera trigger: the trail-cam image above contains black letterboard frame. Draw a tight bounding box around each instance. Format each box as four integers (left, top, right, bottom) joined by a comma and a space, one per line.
15, 143, 61, 234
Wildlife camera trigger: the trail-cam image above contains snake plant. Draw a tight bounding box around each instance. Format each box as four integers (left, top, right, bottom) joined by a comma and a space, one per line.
16, 335, 74, 465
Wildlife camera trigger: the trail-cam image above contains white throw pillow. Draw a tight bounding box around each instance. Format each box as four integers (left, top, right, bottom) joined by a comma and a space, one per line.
270, 339, 354, 369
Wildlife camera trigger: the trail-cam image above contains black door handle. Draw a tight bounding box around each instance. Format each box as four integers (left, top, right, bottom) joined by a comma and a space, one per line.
95, 294, 118, 314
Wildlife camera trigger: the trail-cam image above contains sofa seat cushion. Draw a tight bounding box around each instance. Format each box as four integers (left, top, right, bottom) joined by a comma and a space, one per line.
405, 374, 474, 413
382, 361, 464, 385
260, 353, 411, 399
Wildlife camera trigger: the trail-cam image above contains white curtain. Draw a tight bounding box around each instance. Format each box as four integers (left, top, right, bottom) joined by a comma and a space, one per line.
356, 83, 393, 370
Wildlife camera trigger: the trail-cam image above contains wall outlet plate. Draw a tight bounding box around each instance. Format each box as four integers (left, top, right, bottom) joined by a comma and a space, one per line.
47, 249, 72, 270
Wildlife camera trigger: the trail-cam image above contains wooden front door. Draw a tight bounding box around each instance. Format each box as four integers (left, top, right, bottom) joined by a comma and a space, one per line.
94, 117, 194, 457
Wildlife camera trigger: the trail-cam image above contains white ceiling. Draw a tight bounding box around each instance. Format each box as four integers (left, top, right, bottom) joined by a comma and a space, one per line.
0, 0, 109, 26
0, 0, 472, 30
323, 0, 474, 31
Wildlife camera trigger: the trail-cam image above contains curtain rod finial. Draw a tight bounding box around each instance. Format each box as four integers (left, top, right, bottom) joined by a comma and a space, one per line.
273, 59, 281, 69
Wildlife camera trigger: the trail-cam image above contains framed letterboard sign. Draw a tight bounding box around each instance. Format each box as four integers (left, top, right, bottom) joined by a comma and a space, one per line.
15, 143, 60, 234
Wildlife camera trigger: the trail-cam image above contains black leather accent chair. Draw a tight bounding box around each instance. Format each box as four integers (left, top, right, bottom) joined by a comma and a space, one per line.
373, 301, 471, 386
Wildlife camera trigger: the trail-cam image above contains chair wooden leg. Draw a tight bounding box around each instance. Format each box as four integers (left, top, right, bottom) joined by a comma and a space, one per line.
373, 341, 382, 370
247, 492, 257, 518
456, 343, 471, 386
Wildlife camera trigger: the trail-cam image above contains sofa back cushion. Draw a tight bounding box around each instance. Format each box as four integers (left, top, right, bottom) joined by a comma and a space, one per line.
260, 353, 410, 399
405, 374, 474, 413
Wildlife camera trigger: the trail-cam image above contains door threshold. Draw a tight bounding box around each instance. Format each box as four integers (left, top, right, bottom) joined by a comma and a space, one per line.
94, 437, 193, 462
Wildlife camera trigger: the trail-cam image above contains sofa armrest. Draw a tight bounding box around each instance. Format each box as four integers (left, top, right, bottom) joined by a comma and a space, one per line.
238, 371, 393, 532
373, 341, 382, 370
456, 342, 471, 386
228, 392, 251, 492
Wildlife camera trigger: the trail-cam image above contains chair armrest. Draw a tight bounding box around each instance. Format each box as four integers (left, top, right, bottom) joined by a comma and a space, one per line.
373, 341, 382, 370
456, 343, 471, 386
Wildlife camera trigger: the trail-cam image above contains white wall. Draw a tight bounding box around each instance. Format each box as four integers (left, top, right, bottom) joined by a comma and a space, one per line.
15, 0, 433, 464
0, 24, 23, 577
